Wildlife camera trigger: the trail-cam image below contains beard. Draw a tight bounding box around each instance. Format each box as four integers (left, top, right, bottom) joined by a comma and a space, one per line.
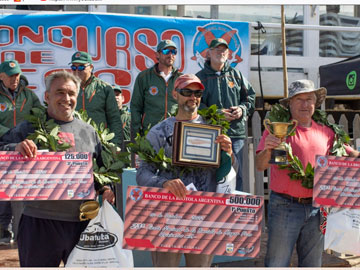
181, 100, 199, 113
159, 57, 174, 67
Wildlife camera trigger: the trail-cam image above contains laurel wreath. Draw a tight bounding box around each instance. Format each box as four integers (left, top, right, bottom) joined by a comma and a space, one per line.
268, 104, 350, 189
25, 107, 130, 185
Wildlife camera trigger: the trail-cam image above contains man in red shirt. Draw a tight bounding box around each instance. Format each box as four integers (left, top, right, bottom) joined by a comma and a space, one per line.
256, 80, 358, 267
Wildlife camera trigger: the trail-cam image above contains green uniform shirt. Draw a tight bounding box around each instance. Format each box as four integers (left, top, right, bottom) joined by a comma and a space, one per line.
0, 79, 42, 137
76, 75, 123, 145
120, 105, 131, 141
130, 64, 181, 135
196, 61, 256, 139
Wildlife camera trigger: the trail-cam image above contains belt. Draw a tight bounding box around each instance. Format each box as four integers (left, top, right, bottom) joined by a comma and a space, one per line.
272, 191, 313, 204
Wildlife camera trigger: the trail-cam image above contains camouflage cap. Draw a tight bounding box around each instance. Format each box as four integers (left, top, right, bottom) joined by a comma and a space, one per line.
279, 79, 327, 108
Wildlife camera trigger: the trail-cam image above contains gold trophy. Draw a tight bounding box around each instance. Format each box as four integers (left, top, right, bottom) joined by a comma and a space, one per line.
263, 119, 298, 165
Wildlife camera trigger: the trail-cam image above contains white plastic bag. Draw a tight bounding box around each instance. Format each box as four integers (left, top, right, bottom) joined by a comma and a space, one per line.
66, 200, 134, 268
324, 208, 360, 255
216, 166, 237, 194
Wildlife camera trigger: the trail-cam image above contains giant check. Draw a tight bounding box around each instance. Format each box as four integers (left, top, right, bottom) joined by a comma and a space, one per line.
314, 155, 360, 208
123, 186, 263, 257
0, 151, 95, 201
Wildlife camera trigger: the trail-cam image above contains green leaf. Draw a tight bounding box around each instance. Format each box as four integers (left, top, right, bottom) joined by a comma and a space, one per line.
94, 173, 112, 185
50, 126, 59, 137
101, 151, 112, 168
305, 162, 314, 175
98, 166, 107, 173
48, 136, 57, 151
57, 142, 71, 151
24, 115, 39, 123
109, 160, 124, 171
103, 133, 115, 142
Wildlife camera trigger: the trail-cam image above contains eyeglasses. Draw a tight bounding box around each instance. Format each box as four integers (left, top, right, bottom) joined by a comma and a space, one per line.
70, 65, 89, 71
176, 89, 203, 98
161, 48, 177, 55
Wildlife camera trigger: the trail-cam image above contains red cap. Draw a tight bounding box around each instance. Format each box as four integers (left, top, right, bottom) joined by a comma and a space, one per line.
174, 74, 205, 91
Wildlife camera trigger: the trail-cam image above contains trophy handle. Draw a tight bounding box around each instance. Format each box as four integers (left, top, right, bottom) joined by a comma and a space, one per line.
263, 119, 272, 134
288, 119, 298, 135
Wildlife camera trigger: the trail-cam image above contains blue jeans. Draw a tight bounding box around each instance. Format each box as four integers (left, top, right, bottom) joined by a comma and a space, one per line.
231, 138, 244, 191
265, 192, 324, 267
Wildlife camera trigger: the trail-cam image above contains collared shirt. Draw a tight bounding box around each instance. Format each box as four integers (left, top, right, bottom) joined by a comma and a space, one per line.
256, 119, 353, 198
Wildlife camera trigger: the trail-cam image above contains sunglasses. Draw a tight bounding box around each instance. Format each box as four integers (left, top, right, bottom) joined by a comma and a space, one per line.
176, 89, 203, 98
70, 65, 89, 71
161, 48, 177, 55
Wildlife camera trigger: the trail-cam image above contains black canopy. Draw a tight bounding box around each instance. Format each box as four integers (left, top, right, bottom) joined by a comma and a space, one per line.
319, 55, 360, 96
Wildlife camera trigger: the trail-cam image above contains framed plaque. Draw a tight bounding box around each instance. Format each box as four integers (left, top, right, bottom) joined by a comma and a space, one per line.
172, 122, 221, 168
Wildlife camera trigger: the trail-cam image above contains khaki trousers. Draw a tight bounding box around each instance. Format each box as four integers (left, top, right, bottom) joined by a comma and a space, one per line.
151, 251, 214, 267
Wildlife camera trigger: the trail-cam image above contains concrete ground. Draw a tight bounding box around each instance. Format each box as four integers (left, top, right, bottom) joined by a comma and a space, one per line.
0, 243, 19, 267
1, 233, 359, 268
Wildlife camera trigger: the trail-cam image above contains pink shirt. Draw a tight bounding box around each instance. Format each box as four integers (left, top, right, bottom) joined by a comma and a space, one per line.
257, 119, 345, 198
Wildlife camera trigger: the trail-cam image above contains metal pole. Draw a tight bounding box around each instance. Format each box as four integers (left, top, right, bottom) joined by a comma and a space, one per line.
281, 5, 288, 98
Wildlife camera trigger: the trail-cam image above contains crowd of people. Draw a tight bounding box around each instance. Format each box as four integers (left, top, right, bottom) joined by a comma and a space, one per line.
0, 38, 355, 268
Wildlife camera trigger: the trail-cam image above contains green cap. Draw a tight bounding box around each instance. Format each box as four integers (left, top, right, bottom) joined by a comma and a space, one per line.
0, 60, 21, 76
209, 38, 229, 49
70, 51, 93, 64
157, 39, 177, 52
215, 151, 232, 182
112, 85, 122, 93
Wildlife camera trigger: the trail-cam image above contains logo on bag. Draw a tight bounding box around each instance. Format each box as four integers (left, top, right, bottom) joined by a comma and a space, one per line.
130, 188, 143, 202
76, 222, 118, 251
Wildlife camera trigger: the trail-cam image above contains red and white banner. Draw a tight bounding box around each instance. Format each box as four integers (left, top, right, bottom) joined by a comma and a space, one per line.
0, 151, 94, 200
123, 186, 263, 257
314, 155, 360, 208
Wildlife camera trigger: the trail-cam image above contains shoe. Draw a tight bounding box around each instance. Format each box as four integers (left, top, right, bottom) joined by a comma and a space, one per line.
0, 228, 11, 245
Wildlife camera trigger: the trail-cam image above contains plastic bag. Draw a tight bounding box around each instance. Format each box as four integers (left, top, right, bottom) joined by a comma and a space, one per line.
66, 200, 134, 267
324, 208, 360, 255
216, 166, 237, 194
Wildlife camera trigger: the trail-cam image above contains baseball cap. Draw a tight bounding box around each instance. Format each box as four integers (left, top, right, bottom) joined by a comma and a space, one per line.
113, 85, 122, 93
70, 51, 93, 64
0, 60, 21, 76
209, 38, 229, 49
157, 40, 177, 52
174, 74, 204, 91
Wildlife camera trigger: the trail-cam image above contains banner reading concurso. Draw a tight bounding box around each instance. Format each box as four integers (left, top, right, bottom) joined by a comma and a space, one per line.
0, 12, 250, 104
